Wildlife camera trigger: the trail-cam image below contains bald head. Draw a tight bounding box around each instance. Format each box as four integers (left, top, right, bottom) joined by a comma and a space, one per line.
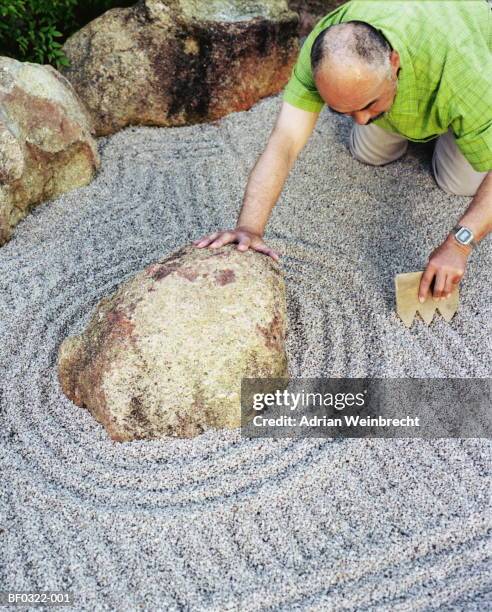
310, 21, 400, 124
311, 21, 392, 80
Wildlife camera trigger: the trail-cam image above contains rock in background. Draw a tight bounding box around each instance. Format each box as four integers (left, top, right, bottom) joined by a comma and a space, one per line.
288, 0, 344, 36
58, 245, 288, 441
0, 57, 100, 246
61, 0, 299, 135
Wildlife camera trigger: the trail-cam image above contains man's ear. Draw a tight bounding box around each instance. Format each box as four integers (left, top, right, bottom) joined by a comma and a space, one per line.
390, 50, 400, 76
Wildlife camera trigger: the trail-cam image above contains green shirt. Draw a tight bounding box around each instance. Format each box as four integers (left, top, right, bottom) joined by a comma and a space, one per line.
282, 0, 492, 172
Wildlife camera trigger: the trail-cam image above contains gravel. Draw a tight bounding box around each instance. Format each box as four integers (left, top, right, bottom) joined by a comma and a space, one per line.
0, 95, 491, 611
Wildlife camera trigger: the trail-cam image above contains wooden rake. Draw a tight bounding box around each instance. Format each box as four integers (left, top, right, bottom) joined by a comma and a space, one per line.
395, 271, 459, 328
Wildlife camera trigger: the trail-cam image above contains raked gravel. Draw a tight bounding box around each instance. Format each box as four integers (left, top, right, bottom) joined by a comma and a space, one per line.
0, 95, 491, 611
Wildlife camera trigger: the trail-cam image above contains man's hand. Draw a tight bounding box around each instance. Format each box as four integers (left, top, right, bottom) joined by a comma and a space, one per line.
418, 235, 471, 302
193, 227, 280, 261
192, 102, 318, 265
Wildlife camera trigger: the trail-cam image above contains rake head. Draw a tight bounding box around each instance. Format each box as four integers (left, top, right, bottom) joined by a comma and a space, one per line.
395, 271, 459, 328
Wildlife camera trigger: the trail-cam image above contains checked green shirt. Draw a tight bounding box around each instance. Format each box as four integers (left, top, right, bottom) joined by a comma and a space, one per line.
282, 0, 492, 172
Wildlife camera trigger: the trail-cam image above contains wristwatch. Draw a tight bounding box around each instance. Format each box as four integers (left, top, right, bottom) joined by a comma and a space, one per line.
451, 225, 476, 248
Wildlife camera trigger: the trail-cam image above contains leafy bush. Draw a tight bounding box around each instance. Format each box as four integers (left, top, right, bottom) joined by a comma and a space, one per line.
0, 0, 133, 69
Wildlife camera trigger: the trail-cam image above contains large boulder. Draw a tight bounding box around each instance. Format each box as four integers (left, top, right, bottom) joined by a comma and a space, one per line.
0, 57, 100, 246
57, 245, 288, 441
61, 0, 300, 136
288, 1, 344, 36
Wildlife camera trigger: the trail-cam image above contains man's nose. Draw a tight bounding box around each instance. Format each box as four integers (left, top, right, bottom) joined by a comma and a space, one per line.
353, 111, 371, 125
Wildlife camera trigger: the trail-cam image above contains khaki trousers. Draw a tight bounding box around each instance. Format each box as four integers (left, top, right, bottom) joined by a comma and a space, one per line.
349, 123, 487, 196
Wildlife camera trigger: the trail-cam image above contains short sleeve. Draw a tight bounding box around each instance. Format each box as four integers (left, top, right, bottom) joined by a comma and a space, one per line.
451, 80, 492, 172
282, 33, 325, 113
453, 119, 492, 173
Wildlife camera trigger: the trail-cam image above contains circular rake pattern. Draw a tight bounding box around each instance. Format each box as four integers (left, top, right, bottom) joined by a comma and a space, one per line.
1, 100, 490, 609
1, 230, 486, 517
2, 251, 342, 516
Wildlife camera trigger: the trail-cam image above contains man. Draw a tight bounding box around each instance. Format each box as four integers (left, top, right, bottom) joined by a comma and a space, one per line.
195, 0, 492, 303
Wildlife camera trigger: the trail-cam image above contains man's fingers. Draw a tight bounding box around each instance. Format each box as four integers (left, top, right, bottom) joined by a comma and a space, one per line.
237, 235, 251, 251
418, 266, 435, 303
193, 231, 279, 260
252, 242, 280, 261
194, 232, 220, 245
443, 276, 456, 298
443, 271, 464, 299
193, 232, 220, 247
433, 271, 446, 300
209, 232, 236, 249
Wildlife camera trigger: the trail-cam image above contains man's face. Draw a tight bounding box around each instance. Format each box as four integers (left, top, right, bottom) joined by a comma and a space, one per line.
314, 50, 400, 125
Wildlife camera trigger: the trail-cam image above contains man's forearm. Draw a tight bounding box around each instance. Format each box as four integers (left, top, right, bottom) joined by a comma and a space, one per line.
236, 132, 297, 235
457, 171, 492, 243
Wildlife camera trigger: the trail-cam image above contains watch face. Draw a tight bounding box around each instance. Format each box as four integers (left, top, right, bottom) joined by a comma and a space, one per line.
456, 228, 472, 244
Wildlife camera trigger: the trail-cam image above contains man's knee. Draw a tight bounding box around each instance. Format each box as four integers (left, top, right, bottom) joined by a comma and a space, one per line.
432, 164, 482, 196
432, 131, 487, 196
349, 123, 408, 166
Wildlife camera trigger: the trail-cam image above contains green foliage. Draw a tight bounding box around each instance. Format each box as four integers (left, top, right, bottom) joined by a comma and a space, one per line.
0, 0, 133, 69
